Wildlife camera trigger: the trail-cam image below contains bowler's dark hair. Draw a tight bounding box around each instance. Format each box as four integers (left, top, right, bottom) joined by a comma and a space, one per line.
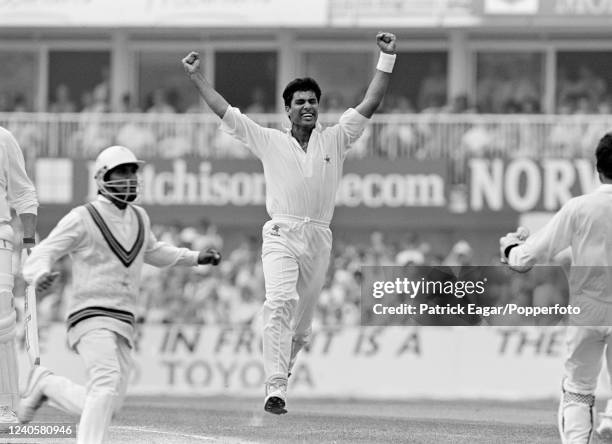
596, 132, 612, 179
282, 77, 321, 107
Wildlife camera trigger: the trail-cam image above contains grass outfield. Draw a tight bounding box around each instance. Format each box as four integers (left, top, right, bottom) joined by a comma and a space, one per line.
3, 396, 608, 443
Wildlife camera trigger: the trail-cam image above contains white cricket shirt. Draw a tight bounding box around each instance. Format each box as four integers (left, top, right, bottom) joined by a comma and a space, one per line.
509, 184, 612, 303
220, 106, 369, 224
0, 126, 38, 223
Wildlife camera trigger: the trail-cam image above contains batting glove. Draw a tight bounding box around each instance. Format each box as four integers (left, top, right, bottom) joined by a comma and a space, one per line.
198, 248, 222, 266
499, 227, 532, 273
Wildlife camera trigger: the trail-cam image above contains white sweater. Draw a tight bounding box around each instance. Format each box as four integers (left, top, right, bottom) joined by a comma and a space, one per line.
23, 195, 199, 346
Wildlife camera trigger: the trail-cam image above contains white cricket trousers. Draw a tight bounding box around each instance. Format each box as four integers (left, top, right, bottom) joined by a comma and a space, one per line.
42, 328, 133, 444
261, 216, 332, 385
563, 326, 612, 394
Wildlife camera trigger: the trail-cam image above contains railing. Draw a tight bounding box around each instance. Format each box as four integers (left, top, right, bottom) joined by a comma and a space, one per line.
2, 112, 610, 162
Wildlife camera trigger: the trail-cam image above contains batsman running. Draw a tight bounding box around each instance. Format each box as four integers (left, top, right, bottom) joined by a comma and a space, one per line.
500, 132, 612, 444
182, 31, 396, 414
18, 145, 221, 444
0, 127, 38, 423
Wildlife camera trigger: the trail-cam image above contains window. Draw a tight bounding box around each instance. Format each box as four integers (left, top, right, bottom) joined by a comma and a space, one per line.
302, 51, 371, 112
389, 52, 447, 112
138, 51, 199, 113
556, 51, 612, 114
215, 51, 277, 113
475, 52, 544, 113
0, 51, 38, 111
49, 51, 110, 112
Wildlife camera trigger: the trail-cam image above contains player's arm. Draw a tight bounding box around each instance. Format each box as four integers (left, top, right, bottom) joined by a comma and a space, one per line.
501, 201, 575, 271
4, 129, 39, 250
182, 52, 229, 119
22, 210, 84, 293
354, 32, 396, 119
144, 237, 221, 267
143, 214, 221, 267
181, 51, 270, 157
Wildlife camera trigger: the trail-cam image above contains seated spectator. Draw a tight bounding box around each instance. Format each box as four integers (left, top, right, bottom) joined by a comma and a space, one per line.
548, 101, 583, 157
320, 92, 345, 113
93, 66, 110, 108
559, 65, 607, 107
12, 94, 29, 112
116, 120, 156, 158
418, 60, 447, 112
444, 94, 476, 114
7, 94, 41, 156
50, 84, 76, 113
147, 88, 176, 114
443, 240, 474, 266
395, 249, 425, 267
459, 122, 493, 157
116, 92, 141, 113
245, 86, 270, 114
378, 95, 417, 157
519, 96, 541, 114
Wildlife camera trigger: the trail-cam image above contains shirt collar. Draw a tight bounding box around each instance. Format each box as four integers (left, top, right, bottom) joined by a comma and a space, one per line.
96, 194, 128, 215
283, 122, 323, 135
597, 184, 612, 193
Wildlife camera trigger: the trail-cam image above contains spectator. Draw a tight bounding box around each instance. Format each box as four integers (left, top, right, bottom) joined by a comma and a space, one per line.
50, 84, 76, 113
245, 86, 269, 114
418, 60, 447, 111
115, 120, 155, 158
321, 92, 345, 113
147, 88, 176, 114
443, 240, 473, 266
116, 92, 141, 113
92, 66, 110, 107
378, 95, 417, 157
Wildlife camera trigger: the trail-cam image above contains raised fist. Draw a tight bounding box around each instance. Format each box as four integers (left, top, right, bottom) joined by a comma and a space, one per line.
182, 51, 201, 75
376, 32, 396, 54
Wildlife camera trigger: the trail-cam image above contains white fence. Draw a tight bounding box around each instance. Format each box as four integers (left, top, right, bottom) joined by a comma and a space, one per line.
2, 112, 611, 164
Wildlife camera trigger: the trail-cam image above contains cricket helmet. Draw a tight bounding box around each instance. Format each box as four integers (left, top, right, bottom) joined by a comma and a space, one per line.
94, 145, 144, 204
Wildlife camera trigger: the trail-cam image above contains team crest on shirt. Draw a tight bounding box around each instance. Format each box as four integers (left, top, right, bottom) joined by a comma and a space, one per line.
270, 224, 281, 237
324, 155, 331, 163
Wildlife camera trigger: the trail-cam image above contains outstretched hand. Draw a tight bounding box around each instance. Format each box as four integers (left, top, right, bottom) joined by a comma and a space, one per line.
499, 227, 532, 273
182, 51, 201, 75
376, 32, 396, 54
198, 248, 222, 266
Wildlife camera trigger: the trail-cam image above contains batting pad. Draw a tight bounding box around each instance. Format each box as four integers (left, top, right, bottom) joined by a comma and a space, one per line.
558, 390, 595, 444
0, 291, 18, 410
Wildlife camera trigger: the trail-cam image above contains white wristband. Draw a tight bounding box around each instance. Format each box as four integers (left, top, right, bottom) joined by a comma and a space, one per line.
376, 52, 396, 73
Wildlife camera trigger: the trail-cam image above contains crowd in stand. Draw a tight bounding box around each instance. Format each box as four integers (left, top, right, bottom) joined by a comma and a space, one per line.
2, 59, 612, 165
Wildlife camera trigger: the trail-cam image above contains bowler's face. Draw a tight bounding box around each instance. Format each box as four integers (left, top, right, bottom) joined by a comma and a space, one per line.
286, 90, 318, 128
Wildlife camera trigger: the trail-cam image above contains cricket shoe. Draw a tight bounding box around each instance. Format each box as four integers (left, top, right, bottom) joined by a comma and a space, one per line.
597, 414, 612, 441
18, 366, 52, 423
0, 405, 18, 424
264, 381, 287, 415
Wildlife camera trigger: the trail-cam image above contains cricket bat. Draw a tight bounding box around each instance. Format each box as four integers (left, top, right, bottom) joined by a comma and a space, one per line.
23, 283, 40, 367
